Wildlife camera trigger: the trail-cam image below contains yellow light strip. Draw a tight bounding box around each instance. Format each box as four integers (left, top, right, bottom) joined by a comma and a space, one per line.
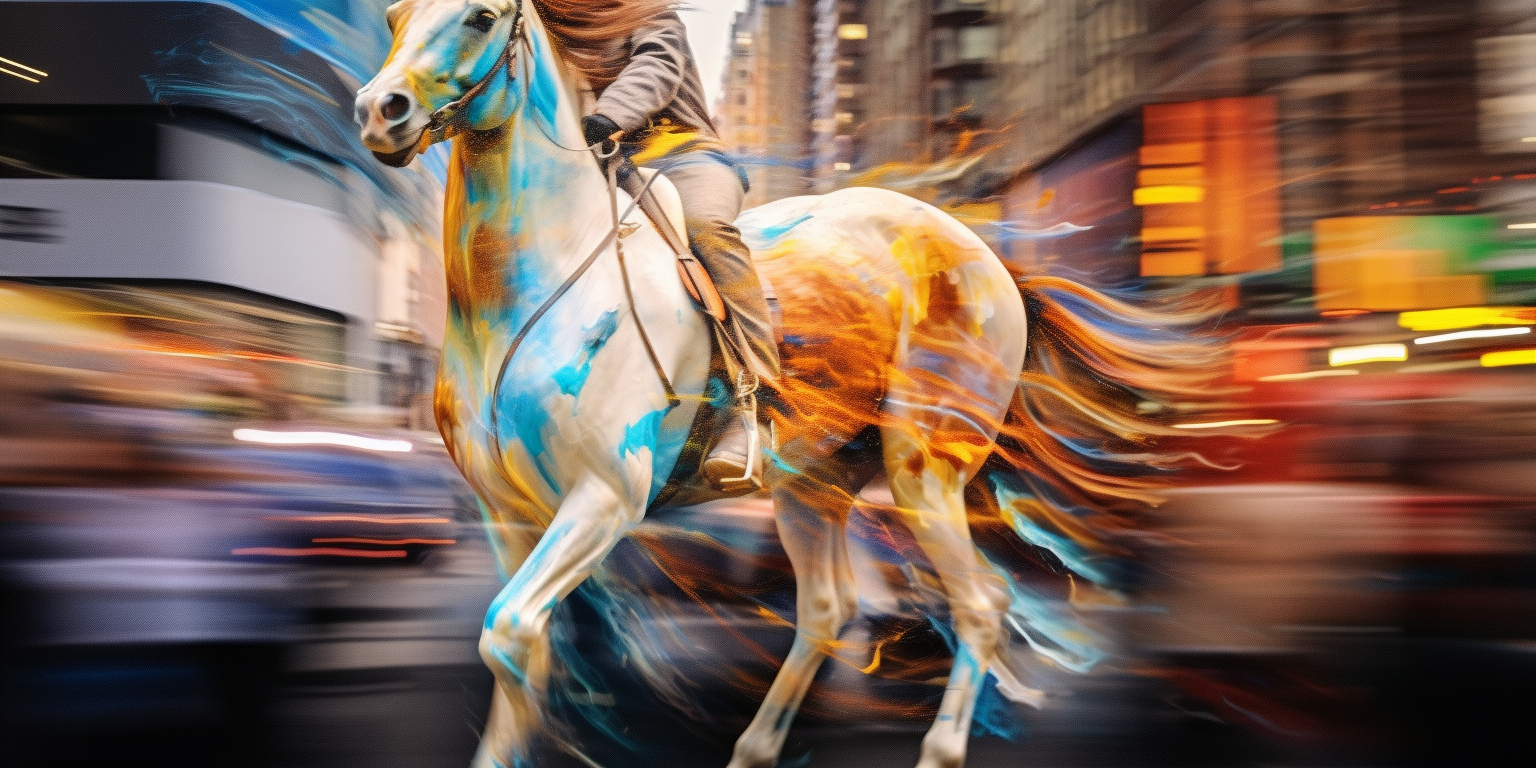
1399, 307, 1536, 331
1133, 185, 1204, 205
1172, 419, 1280, 430
1329, 343, 1408, 366
1257, 369, 1361, 382
0, 65, 39, 83
1480, 349, 1536, 368
0, 56, 46, 76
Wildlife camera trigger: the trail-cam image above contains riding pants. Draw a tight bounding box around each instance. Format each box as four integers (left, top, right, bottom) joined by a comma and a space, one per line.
659, 154, 781, 384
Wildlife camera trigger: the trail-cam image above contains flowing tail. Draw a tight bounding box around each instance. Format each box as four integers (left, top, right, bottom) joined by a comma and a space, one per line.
979, 273, 1234, 688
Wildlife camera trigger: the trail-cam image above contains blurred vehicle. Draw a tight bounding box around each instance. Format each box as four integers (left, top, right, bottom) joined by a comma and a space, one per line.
0, 282, 504, 768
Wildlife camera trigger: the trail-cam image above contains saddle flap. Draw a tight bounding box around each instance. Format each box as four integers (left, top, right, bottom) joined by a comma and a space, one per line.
631, 167, 728, 322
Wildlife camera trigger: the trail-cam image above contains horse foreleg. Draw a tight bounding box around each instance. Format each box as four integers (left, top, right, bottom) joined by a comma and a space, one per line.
728, 470, 859, 768
886, 437, 1010, 768
474, 478, 643, 768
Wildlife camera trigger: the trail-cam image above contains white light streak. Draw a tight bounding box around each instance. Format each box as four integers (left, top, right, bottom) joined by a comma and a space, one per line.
1258, 369, 1361, 382
0, 56, 45, 76
1413, 327, 1531, 345
233, 429, 413, 452
0, 66, 39, 83
1172, 419, 1280, 430
1329, 343, 1408, 366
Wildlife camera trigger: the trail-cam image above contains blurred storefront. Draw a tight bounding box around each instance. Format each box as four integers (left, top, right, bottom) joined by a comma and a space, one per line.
0, 0, 445, 417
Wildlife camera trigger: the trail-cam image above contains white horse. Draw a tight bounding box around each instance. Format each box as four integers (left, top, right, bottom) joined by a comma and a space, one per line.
355, 2, 1223, 766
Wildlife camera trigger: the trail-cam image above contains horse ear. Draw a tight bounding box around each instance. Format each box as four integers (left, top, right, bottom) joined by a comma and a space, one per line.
385, 0, 411, 35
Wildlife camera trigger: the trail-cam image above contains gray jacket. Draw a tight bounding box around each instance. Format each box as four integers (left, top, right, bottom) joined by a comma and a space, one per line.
594, 10, 722, 150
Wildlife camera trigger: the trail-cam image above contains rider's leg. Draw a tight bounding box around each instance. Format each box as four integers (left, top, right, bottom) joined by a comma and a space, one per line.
660, 155, 780, 484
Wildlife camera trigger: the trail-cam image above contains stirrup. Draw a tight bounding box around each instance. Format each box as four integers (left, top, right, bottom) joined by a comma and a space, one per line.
713, 370, 763, 493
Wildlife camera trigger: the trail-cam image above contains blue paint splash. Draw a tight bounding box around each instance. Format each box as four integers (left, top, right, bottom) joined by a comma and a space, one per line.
759, 213, 813, 241
552, 309, 621, 399
990, 474, 1115, 587
619, 409, 667, 460
524, 22, 558, 126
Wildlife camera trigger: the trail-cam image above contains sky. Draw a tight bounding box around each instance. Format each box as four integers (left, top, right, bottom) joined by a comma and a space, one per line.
678, 0, 749, 108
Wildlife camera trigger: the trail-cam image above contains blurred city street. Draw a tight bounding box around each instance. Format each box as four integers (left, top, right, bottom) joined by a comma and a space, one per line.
6, 1, 1536, 767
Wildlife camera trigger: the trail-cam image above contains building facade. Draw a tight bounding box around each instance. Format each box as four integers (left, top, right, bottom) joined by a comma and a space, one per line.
0, 0, 445, 414
717, 0, 815, 206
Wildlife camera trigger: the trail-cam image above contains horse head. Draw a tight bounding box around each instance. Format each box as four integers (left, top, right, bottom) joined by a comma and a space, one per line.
356, 0, 525, 167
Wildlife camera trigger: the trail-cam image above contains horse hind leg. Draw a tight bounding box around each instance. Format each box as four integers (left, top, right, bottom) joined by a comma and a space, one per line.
728, 462, 862, 768
882, 426, 1012, 768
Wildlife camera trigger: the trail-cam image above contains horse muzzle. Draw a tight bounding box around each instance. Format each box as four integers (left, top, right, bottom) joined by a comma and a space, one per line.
356, 88, 431, 167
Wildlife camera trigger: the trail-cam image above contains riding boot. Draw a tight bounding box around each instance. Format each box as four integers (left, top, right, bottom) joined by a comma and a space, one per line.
702, 410, 761, 490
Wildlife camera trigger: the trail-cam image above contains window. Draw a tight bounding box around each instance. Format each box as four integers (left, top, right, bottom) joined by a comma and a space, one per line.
957, 26, 999, 61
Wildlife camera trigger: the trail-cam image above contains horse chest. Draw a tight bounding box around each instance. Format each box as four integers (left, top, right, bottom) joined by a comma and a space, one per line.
436, 302, 685, 508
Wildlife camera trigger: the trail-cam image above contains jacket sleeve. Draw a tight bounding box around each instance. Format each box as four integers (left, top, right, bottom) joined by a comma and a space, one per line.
593, 10, 690, 134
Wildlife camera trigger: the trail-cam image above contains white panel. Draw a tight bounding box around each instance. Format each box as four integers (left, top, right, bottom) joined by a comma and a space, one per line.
0, 179, 374, 321
1478, 34, 1536, 153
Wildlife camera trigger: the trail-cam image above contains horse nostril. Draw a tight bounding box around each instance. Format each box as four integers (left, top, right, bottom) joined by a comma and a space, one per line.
380, 93, 412, 121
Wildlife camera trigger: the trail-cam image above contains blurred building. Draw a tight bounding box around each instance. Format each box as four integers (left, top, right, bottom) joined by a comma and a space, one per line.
717, 0, 1536, 314
1002, 0, 1536, 306
0, 0, 444, 418
718, 0, 815, 206
856, 0, 1002, 170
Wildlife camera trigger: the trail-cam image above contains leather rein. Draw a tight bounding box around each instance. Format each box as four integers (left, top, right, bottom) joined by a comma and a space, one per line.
407, 2, 683, 477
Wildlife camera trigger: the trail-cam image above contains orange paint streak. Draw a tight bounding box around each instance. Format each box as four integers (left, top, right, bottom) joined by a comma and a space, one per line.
312, 537, 458, 546
231, 547, 410, 558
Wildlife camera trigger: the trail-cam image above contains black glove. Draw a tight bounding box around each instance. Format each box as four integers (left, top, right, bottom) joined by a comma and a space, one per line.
581, 114, 623, 152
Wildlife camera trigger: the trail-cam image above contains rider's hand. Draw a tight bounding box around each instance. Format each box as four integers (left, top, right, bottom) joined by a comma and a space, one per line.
581, 114, 623, 154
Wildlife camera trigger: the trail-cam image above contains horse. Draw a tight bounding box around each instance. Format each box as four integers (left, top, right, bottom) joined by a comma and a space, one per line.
354, 2, 1224, 766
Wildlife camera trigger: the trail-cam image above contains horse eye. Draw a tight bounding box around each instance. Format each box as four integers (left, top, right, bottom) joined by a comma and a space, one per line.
465, 10, 496, 33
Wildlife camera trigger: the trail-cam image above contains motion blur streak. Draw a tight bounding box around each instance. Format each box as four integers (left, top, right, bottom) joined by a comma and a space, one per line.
1172, 419, 1280, 429
1480, 348, 1536, 367
0, 55, 47, 76
1329, 343, 1410, 366
311, 537, 459, 545
1398, 307, 1536, 331
233, 428, 414, 452
0, 281, 499, 768
230, 547, 411, 558
1414, 327, 1531, 344
263, 515, 454, 525
4, 1, 1536, 767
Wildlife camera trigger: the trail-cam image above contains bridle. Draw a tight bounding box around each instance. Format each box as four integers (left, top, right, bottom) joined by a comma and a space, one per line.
387, 0, 528, 163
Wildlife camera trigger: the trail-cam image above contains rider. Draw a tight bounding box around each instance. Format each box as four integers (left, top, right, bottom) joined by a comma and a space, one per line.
568, 2, 779, 488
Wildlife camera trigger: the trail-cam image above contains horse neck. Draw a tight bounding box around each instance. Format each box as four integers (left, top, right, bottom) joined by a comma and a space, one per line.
445, 19, 610, 326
